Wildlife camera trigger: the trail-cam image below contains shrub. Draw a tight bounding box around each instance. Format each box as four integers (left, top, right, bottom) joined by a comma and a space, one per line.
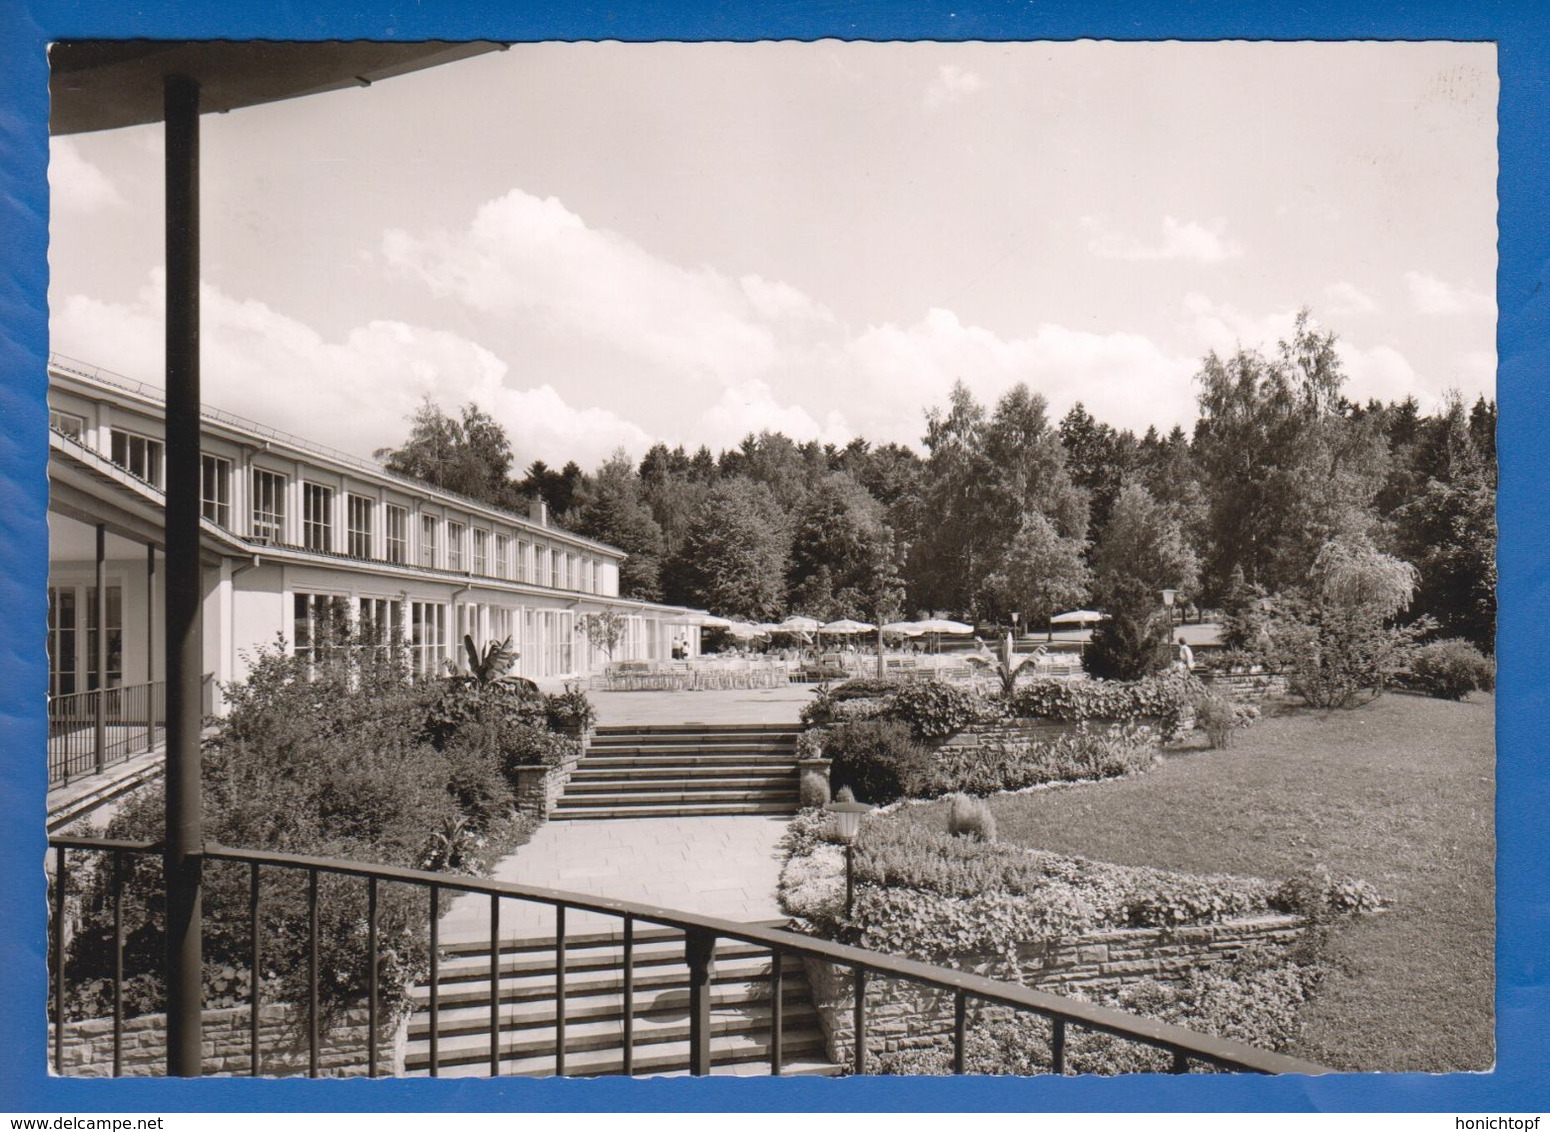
908, 722, 1158, 798
1409, 638, 1495, 701
886, 680, 989, 739
497, 723, 579, 770
795, 728, 827, 760
422, 678, 545, 749
799, 769, 832, 809
1009, 672, 1195, 741
825, 720, 934, 804
1086, 574, 1174, 681
1274, 603, 1428, 709
870, 946, 1326, 1076
1270, 865, 1385, 921
946, 793, 997, 842
544, 684, 597, 734
441, 724, 516, 829
1192, 689, 1258, 749
60, 632, 543, 1033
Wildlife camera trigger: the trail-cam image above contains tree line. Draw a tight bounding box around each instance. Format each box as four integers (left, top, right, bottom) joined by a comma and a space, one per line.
377, 310, 1496, 653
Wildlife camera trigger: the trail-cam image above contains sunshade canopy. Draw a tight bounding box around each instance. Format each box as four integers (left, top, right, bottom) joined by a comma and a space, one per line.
915, 618, 974, 634
881, 621, 924, 635
821, 619, 875, 634
49, 40, 505, 135
1050, 609, 1107, 625
777, 615, 822, 632
699, 615, 734, 628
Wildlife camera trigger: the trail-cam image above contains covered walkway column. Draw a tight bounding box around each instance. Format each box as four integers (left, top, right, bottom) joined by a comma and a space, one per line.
163, 73, 204, 1077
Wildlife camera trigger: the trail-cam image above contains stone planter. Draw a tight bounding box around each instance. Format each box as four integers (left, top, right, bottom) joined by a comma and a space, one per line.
513, 728, 591, 819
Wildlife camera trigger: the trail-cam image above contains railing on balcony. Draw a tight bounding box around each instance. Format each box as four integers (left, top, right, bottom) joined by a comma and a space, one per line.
47, 834, 1333, 1080
47, 682, 166, 787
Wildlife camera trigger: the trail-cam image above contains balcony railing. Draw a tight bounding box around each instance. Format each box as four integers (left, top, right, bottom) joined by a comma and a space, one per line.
48, 834, 1334, 1079
47, 681, 166, 787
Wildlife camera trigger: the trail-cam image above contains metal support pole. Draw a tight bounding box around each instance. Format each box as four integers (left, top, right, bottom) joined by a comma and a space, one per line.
162, 72, 204, 1077
93, 524, 106, 773
685, 929, 716, 1076
845, 841, 855, 919
146, 543, 156, 750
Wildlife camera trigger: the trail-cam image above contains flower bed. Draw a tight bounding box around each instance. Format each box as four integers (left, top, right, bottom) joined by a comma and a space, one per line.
778, 809, 1380, 1072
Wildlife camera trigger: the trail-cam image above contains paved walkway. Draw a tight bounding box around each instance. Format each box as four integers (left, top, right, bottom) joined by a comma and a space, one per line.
441, 815, 791, 945
588, 685, 810, 727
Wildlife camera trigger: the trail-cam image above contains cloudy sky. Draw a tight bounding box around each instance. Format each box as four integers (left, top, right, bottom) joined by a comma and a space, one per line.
48, 41, 1497, 469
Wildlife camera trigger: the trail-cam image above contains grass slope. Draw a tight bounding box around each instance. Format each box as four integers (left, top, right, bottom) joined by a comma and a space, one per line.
888, 692, 1495, 1073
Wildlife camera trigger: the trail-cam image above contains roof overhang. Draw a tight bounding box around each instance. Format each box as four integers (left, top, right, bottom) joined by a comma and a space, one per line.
48, 431, 246, 561
49, 39, 506, 135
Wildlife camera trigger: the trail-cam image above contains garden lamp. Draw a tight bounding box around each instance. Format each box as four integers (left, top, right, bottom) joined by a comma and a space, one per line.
825, 800, 873, 917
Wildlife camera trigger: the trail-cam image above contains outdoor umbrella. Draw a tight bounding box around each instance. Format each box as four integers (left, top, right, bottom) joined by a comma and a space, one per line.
1050, 609, 1106, 625
777, 616, 822, 633
700, 615, 734, 628
881, 620, 924, 636
913, 618, 973, 654
821, 619, 876, 634
914, 618, 974, 634
723, 621, 764, 638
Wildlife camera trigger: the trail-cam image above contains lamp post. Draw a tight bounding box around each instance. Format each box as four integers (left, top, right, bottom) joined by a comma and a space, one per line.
825, 800, 872, 917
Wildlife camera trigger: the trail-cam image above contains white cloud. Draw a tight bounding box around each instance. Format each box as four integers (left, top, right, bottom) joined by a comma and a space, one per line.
1404, 270, 1494, 317
839, 307, 1197, 440
739, 274, 834, 324
698, 380, 853, 450
49, 138, 126, 214
1084, 216, 1244, 263
1341, 343, 1423, 405
1323, 281, 1378, 316
51, 272, 654, 469
924, 64, 986, 109
1180, 293, 1300, 351
382, 189, 830, 386
1457, 349, 1497, 392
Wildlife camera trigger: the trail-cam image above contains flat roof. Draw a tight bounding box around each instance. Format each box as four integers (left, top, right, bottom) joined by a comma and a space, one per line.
49, 40, 505, 135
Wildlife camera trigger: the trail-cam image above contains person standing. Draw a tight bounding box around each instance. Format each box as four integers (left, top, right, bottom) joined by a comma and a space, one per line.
1177, 637, 1194, 672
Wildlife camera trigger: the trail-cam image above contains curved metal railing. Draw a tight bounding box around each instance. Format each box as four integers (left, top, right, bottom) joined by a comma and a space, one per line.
47, 834, 1333, 1079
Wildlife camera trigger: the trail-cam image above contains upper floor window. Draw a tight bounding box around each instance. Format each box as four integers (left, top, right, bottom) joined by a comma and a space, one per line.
385, 505, 407, 564
420, 514, 438, 568
50, 410, 86, 441
347, 494, 374, 559
516, 540, 529, 583
447, 521, 465, 572
251, 469, 286, 543
472, 529, 488, 575
201, 454, 231, 528
302, 483, 334, 553
494, 534, 510, 579
110, 429, 163, 487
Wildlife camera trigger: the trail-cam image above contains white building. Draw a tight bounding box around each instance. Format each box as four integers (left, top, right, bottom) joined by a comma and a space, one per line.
46, 354, 705, 723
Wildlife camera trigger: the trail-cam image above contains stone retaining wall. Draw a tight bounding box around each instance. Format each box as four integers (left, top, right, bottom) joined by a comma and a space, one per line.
512, 731, 589, 819
1198, 670, 1289, 700
929, 718, 1085, 758
803, 914, 1306, 1064
50, 1002, 408, 1077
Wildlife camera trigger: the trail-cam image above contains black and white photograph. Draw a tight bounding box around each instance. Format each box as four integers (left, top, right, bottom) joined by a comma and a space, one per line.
41, 39, 1496, 1083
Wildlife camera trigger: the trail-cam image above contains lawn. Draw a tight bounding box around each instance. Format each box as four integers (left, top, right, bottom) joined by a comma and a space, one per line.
886, 691, 1496, 1073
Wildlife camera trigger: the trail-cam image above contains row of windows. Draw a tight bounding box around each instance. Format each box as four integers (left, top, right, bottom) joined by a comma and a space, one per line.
66, 419, 609, 591
293, 592, 583, 679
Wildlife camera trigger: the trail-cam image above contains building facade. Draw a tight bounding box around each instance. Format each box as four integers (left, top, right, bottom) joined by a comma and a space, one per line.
47, 356, 705, 714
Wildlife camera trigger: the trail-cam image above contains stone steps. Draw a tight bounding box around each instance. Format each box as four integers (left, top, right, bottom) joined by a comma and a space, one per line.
406, 920, 838, 1077
553, 723, 802, 821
